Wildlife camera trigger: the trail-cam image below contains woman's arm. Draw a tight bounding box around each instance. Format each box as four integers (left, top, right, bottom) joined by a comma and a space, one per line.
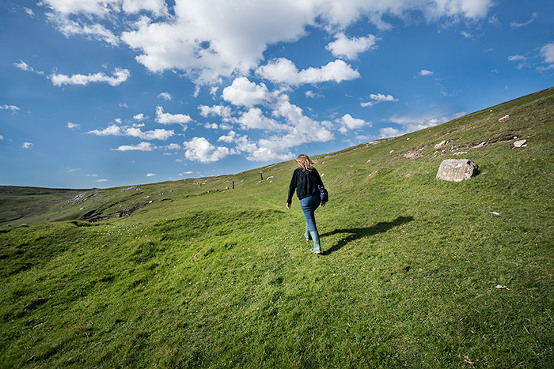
286, 170, 297, 206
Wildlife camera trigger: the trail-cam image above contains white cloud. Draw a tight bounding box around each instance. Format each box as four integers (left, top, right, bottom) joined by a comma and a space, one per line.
222, 77, 269, 107
24, 7, 35, 17
114, 142, 154, 151
198, 104, 233, 120
419, 69, 434, 76
49, 68, 130, 87
508, 55, 526, 62
67, 122, 80, 129
338, 114, 371, 133
0, 135, 3, 140
88, 124, 174, 140
121, 0, 168, 16
167, 143, 181, 150
510, 12, 537, 29
223, 96, 335, 162
379, 127, 402, 138
88, 124, 122, 136
46, 12, 120, 45
256, 58, 359, 85
146, 173, 155, 177
155, 106, 192, 125
508, 55, 527, 70
184, 137, 230, 162
133, 113, 145, 120
540, 42, 554, 64
237, 108, 285, 131
121, 0, 492, 82
157, 92, 172, 100
13, 60, 44, 75
1, 104, 20, 111
380, 112, 465, 138
326, 33, 377, 60
96, 178, 108, 182
41, 0, 167, 16
41, 1, 493, 83
22, 142, 33, 149
361, 93, 398, 107
125, 127, 174, 140
204, 123, 219, 129
67, 168, 81, 173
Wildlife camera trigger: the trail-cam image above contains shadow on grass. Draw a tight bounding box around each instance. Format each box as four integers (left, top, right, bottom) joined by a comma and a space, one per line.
320, 216, 414, 255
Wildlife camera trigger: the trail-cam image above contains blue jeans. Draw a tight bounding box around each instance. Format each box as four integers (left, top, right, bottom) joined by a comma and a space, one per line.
300, 194, 321, 233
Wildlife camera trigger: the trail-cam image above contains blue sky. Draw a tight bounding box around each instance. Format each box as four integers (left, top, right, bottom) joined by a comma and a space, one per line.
1, 0, 552, 189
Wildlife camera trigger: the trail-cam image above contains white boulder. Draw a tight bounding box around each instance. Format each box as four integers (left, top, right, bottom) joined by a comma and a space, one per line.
436, 159, 478, 182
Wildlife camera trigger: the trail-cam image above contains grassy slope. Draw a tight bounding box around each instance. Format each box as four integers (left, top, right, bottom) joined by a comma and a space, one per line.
0, 88, 553, 368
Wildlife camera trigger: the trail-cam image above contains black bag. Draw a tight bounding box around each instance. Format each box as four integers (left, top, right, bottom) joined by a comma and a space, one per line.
306, 170, 328, 203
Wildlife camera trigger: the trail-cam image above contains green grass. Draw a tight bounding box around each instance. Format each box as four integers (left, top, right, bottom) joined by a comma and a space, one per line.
1, 88, 553, 368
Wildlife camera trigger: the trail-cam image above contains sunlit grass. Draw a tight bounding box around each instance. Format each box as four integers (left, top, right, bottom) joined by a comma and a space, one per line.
1, 88, 553, 368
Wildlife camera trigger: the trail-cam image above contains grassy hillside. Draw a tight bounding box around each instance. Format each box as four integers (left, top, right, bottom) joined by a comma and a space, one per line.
1, 88, 553, 368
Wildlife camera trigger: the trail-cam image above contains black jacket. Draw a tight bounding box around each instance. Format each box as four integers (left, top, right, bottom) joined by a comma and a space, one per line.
287, 167, 324, 204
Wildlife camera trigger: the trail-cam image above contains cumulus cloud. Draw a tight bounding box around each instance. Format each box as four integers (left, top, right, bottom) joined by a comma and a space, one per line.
67, 122, 80, 129
41, 0, 167, 17
121, 0, 168, 16
0, 135, 3, 140
326, 33, 377, 60
361, 93, 398, 107
237, 108, 285, 131
40, 1, 493, 83
419, 69, 434, 76
212, 91, 335, 162
13, 60, 44, 75
88, 124, 174, 140
157, 92, 172, 100
22, 142, 33, 149
379, 127, 402, 138
256, 58, 359, 85
338, 114, 371, 133
198, 104, 233, 120
222, 77, 269, 106
1, 104, 20, 111
114, 142, 153, 151
155, 106, 192, 124
183, 137, 230, 162
166, 143, 181, 150
133, 113, 145, 120
49, 68, 130, 87
226, 97, 335, 162
146, 173, 155, 177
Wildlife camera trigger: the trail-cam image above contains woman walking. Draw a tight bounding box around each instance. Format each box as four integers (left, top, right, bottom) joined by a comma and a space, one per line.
286, 154, 326, 254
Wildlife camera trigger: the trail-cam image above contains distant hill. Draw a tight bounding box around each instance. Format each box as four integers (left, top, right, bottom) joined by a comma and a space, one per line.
1, 88, 552, 368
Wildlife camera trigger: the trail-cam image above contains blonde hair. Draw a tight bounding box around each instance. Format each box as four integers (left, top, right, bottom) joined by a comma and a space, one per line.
295, 154, 314, 172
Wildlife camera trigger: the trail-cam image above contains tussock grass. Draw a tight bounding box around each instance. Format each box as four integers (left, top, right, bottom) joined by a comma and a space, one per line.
1, 88, 553, 368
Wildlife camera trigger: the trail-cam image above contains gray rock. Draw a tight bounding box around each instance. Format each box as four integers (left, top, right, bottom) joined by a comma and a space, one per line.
513, 139, 527, 148
436, 159, 478, 182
